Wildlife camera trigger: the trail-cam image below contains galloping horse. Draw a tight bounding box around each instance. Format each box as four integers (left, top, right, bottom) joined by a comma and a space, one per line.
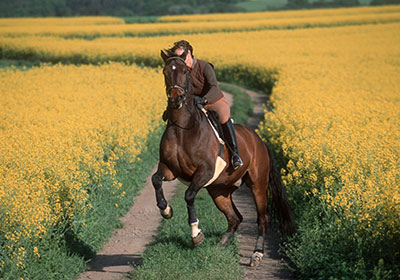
152, 51, 295, 266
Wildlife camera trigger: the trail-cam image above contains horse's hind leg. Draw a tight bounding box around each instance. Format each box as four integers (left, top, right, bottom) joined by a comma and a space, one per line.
152, 162, 175, 219
244, 173, 269, 267
207, 186, 243, 248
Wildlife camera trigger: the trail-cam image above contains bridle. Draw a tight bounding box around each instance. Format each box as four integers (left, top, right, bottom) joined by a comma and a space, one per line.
165, 56, 191, 110
164, 56, 196, 130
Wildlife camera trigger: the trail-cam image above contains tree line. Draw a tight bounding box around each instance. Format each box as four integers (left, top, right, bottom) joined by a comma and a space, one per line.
0, 0, 398, 18
0, 0, 243, 17
285, 0, 399, 10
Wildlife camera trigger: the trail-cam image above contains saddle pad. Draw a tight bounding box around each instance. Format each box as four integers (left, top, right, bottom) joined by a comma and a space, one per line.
202, 108, 225, 145
178, 156, 227, 187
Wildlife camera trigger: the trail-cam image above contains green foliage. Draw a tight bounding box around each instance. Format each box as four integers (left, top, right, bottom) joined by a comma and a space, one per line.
0, 0, 373, 17
371, 0, 400, 5
0, 0, 244, 17
219, 82, 254, 125
285, 0, 362, 9
0, 59, 41, 70
287, 0, 310, 9
280, 190, 400, 279
235, 0, 287, 11
123, 16, 160, 24
0, 0, 69, 17
216, 64, 279, 95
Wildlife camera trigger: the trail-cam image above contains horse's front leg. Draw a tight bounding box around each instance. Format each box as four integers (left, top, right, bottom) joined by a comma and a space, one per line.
152, 162, 175, 219
185, 167, 214, 247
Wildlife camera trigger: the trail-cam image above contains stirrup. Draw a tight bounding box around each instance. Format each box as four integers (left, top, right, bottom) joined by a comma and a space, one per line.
232, 153, 243, 170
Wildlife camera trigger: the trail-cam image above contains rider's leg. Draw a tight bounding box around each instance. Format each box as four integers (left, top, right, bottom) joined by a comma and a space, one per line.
205, 97, 243, 169
221, 118, 244, 169
205, 96, 230, 124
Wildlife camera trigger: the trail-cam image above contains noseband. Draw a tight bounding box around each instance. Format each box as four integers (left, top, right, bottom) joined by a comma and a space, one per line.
165, 56, 191, 110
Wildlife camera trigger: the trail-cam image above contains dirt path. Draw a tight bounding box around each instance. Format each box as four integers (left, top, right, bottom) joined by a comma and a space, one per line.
78, 86, 292, 280
223, 86, 294, 280
78, 166, 178, 280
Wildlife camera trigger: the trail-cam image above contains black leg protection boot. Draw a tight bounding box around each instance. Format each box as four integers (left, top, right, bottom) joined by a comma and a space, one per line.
222, 119, 244, 170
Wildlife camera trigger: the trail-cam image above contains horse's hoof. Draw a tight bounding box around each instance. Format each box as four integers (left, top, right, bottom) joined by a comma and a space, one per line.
219, 232, 233, 248
249, 251, 263, 267
160, 204, 173, 219
192, 231, 204, 247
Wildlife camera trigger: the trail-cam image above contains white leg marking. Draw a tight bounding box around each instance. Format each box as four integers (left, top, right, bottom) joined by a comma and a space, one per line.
190, 220, 201, 238
161, 204, 171, 216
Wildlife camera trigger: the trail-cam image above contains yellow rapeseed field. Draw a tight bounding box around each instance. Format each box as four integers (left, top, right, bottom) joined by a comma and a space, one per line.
0, 16, 124, 26
1, 5, 399, 276
0, 8, 399, 38
4, 18, 394, 255
0, 63, 164, 269
255, 25, 400, 241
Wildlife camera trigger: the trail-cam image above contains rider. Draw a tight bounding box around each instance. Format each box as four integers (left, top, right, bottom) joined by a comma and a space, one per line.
164, 40, 243, 170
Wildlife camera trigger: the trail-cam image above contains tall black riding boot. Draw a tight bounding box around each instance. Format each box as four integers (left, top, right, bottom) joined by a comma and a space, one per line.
222, 118, 243, 170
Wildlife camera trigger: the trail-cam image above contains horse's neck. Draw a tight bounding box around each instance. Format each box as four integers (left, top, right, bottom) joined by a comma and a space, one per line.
169, 108, 212, 142
169, 108, 194, 128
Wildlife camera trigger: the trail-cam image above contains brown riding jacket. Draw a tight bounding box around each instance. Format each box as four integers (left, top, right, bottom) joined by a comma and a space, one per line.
190, 57, 224, 104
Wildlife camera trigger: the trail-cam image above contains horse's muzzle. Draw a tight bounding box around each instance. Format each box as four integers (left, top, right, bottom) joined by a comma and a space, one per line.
168, 94, 186, 110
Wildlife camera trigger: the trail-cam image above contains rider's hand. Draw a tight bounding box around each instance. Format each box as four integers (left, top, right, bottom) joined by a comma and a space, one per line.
194, 96, 208, 106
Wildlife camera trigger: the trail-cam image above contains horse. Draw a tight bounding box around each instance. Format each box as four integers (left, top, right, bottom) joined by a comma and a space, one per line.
152, 50, 295, 266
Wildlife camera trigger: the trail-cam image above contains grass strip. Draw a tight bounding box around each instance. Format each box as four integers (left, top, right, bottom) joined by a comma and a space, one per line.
131, 184, 241, 280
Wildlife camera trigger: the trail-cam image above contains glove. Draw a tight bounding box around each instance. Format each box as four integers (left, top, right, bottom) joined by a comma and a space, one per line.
194, 96, 208, 107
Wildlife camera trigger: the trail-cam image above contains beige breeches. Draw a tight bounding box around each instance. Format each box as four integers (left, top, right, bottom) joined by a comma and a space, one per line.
204, 97, 230, 124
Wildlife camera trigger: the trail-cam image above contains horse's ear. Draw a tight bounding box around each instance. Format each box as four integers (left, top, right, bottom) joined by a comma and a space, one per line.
161, 50, 169, 63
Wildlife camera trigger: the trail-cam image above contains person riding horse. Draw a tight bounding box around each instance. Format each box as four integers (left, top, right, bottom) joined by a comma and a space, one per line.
162, 40, 243, 170
154, 42, 295, 266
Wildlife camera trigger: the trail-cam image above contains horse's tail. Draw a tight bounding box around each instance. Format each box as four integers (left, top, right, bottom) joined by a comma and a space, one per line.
267, 146, 296, 236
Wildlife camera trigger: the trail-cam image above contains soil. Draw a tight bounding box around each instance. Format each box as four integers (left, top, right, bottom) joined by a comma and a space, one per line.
78, 86, 293, 280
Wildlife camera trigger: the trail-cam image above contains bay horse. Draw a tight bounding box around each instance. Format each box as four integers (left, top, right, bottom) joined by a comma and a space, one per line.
152, 51, 295, 266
